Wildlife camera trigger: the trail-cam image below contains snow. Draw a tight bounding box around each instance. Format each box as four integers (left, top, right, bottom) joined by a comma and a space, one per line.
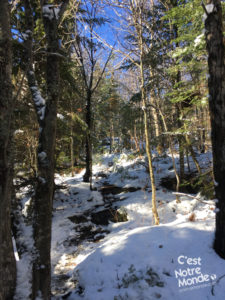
30, 86, 45, 106
38, 151, 47, 161
172, 47, 188, 59
12, 236, 20, 262
68, 221, 220, 300
21, 30, 32, 40
15, 149, 225, 300
205, 3, 215, 14
203, 4, 216, 22
203, 13, 207, 22
14, 189, 34, 300
194, 34, 204, 47
57, 113, 65, 120
38, 176, 46, 184
42, 5, 60, 20
29, 81, 46, 121
14, 129, 24, 135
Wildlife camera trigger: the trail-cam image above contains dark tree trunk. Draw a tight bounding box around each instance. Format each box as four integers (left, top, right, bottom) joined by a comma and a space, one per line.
83, 91, 92, 186
0, 0, 17, 299
204, 0, 225, 258
32, 11, 60, 300
23, 1, 68, 298
172, 7, 185, 181
178, 135, 185, 179
176, 103, 185, 180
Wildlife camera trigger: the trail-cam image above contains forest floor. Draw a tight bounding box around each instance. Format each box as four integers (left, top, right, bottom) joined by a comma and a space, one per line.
14, 150, 225, 300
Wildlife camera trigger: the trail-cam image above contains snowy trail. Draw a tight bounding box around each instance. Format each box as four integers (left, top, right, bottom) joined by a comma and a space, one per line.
48, 151, 225, 300
15, 151, 225, 300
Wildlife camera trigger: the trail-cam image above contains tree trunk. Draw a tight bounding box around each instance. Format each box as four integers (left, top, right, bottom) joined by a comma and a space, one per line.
158, 106, 181, 203
32, 9, 61, 299
151, 91, 160, 140
0, 0, 17, 299
140, 51, 159, 226
176, 106, 185, 180
134, 124, 140, 153
186, 148, 191, 173
132, 2, 159, 225
23, 1, 69, 297
172, 7, 185, 182
83, 91, 92, 187
204, 0, 225, 259
70, 108, 75, 176
185, 134, 201, 174
110, 120, 114, 154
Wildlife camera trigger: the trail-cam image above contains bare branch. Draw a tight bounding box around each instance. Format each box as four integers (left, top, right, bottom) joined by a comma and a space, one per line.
92, 45, 115, 93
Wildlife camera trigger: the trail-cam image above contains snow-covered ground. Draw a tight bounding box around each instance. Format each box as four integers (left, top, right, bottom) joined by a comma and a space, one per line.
15, 150, 225, 300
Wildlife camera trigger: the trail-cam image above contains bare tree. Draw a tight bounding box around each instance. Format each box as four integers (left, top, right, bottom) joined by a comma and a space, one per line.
109, 0, 160, 224
68, 0, 113, 186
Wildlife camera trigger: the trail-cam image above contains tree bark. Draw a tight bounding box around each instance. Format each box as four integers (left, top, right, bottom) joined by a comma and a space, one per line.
176, 107, 185, 180
83, 91, 93, 186
171, 1, 185, 181
204, 0, 225, 259
32, 5, 61, 298
0, 0, 17, 299
70, 102, 75, 176
134, 4, 159, 225
24, 1, 69, 298
157, 106, 181, 203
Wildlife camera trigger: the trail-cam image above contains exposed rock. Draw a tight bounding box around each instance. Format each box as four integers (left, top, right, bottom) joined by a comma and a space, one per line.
63, 225, 110, 247
96, 172, 108, 178
145, 268, 164, 287
68, 214, 89, 224
99, 184, 141, 195
52, 274, 77, 298
91, 207, 128, 225
160, 173, 200, 193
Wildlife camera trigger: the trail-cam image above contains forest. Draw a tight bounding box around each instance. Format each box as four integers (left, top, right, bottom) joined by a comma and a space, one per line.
1, 0, 225, 299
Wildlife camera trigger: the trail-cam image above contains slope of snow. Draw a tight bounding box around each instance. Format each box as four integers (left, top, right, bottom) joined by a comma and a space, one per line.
15, 150, 224, 300
68, 220, 224, 300
49, 150, 225, 300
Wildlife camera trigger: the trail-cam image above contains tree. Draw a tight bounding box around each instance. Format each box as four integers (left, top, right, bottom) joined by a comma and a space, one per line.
68, 0, 113, 186
0, 0, 17, 298
204, 0, 225, 258
163, 0, 207, 188
132, 1, 159, 225
120, 0, 160, 224
92, 72, 122, 153
23, 0, 69, 298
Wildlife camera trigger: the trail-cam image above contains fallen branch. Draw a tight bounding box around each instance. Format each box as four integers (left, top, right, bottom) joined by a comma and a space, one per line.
172, 192, 214, 205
